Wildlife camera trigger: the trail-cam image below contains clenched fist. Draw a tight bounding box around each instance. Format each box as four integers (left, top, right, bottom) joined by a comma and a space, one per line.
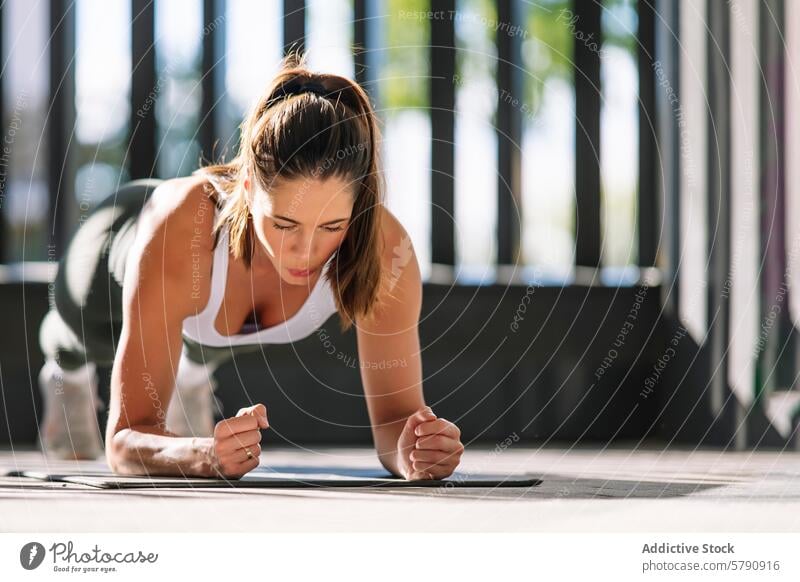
396, 406, 463, 480
209, 403, 269, 478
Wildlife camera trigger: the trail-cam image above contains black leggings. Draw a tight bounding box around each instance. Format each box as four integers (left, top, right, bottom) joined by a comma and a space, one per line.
39, 179, 163, 370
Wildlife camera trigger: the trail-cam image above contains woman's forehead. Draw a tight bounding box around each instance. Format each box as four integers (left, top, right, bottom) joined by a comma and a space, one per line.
257, 176, 355, 200
254, 177, 355, 217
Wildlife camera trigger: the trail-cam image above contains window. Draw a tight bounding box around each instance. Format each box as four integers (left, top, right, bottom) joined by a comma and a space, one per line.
224, 0, 283, 149
679, 0, 708, 342
454, 0, 498, 280
154, 0, 203, 178
1, 0, 49, 261
600, 0, 638, 268
381, 0, 432, 278
521, 0, 575, 276
306, 0, 355, 78
74, 0, 131, 217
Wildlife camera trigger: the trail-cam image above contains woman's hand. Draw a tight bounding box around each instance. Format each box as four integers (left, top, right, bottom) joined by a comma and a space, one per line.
209, 403, 269, 479
396, 406, 464, 480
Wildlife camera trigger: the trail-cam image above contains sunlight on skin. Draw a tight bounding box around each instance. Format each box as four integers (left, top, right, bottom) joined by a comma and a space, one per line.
244, 173, 355, 286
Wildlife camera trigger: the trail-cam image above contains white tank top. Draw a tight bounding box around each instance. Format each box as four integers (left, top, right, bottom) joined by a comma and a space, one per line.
181, 208, 339, 347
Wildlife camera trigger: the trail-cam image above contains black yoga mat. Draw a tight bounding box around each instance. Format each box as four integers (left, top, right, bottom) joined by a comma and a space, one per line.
5, 466, 542, 489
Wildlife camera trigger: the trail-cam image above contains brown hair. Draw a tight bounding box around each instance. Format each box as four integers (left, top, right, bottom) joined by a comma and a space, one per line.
193, 52, 386, 333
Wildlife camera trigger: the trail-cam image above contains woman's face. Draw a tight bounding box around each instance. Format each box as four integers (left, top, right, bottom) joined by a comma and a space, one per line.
248, 174, 355, 285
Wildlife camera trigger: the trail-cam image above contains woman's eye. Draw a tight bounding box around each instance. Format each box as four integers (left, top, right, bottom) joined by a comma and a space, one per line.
272, 222, 344, 232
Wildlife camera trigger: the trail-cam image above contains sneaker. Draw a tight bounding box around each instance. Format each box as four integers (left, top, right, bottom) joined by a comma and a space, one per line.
166, 356, 219, 437
38, 359, 104, 460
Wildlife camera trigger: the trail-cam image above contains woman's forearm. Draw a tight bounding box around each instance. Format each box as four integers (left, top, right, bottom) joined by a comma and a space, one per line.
107, 426, 215, 477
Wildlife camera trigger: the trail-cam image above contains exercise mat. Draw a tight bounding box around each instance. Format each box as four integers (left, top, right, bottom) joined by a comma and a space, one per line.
5, 466, 541, 489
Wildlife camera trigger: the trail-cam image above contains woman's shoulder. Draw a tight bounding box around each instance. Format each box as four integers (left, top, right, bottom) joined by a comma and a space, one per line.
354, 205, 421, 329
147, 174, 218, 215
375, 205, 421, 296
377, 205, 415, 265
142, 175, 220, 247
130, 175, 220, 299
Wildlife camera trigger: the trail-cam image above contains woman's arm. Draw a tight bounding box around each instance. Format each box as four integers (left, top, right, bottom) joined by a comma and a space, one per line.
356, 211, 463, 479
105, 179, 266, 478
105, 181, 207, 475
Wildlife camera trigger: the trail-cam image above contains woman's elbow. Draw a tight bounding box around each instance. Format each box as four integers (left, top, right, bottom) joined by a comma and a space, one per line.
104, 425, 133, 474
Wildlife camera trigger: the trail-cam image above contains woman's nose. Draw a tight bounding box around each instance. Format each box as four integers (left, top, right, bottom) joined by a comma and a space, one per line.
286, 230, 317, 258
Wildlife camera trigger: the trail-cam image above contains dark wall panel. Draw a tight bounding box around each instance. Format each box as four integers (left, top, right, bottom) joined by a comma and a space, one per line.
2, 279, 669, 447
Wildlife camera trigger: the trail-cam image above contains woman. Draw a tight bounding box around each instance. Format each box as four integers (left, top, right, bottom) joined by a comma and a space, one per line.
37, 54, 464, 480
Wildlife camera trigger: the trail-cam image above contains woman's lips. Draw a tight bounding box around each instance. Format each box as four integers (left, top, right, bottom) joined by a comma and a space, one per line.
287, 266, 314, 277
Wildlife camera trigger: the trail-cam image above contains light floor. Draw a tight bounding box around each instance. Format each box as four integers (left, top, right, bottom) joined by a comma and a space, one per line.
1, 442, 799, 532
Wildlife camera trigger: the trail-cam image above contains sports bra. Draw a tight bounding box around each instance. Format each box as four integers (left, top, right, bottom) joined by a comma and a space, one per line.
181, 206, 339, 347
